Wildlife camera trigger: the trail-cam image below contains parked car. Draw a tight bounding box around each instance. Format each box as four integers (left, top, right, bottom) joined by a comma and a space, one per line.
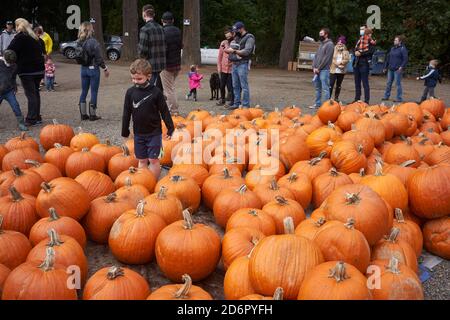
59, 35, 123, 61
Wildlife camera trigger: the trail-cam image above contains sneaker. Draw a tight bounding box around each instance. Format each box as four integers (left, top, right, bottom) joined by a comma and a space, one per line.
216, 100, 226, 106
307, 105, 320, 109
381, 97, 390, 101
225, 105, 238, 110
25, 121, 38, 127
185, 94, 190, 100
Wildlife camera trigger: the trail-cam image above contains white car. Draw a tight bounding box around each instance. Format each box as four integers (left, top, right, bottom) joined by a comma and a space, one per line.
181, 48, 219, 66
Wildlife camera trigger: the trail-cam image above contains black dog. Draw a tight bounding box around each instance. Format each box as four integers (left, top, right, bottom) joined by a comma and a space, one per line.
210, 72, 220, 100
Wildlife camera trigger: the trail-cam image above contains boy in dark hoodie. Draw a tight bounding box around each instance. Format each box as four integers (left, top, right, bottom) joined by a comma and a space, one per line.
417, 59, 440, 102
0, 49, 27, 131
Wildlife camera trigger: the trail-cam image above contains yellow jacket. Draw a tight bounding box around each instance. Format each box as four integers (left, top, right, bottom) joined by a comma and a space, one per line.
41, 32, 53, 55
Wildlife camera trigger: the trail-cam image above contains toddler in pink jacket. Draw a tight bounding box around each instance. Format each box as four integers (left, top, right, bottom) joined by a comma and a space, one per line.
186, 65, 203, 102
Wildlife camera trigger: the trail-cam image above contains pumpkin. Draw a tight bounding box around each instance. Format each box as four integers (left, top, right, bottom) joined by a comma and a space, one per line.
115, 177, 150, 207
240, 287, 284, 300
368, 257, 423, 300
39, 120, 75, 151
75, 170, 116, 201
30, 208, 86, 248
422, 217, 449, 260
244, 168, 277, 191
83, 266, 151, 300
330, 140, 367, 174
318, 100, 341, 124
169, 164, 209, 188
306, 125, 342, 157
253, 179, 295, 206
155, 211, 221, 282
115, 167, 156, 193
222, 227, 264, 270
342, 125, 374, 156
65, 148, 105, 179
313, 218, 371, 273
36, 177, 90, 221
420, 97, 445, 119
262, 196, 306, 234
108, 145, 139, 181
298, 261, 372, 300
5, 132, 39, 152
1, 247, 77, 300
0, 145, 8, 166
0, 215, 32, 269
277, 172, 312, 209
407, 164, 450, 219
312, 168, 353, 208
277, 135, 310, 170
202, 168, 245, 209
249, 217, 324, 300
384, 138, 420, 167
396, 102, 423, 125
441, 110, 450, 129
226, 208, 276, 236
24, 160, 62, 183
0, 187, 37, 236
336, 111, 361, 132
2, 147, 44, 171
440, 128, 450, 146
325, 184, 391, 245
208, 164, 242, 176
355, 115, 385, 146
349, 168, 366, 184
155, 175, 201, 212
148, 274, 212, 300
360, 162, 408, 212
26, 229, 88, 284
90, 140, 122, 167
383, 160, 417, 186
0, 166, 43, 197
282, 105, 301, 119
143, 187, 183, 225
213, 185, 262, 228
224, 255, 256, 300
70, 129, 99, 151
0, 263, 10, 297
290, 152, 332, 181
43, 143, 74, 176
371, 228, 418, 273
383, 112, 409, 137
393, 209, 423, 257
295, 217, 330, 241
109, 201, 166, 265
424, 143, 450, 166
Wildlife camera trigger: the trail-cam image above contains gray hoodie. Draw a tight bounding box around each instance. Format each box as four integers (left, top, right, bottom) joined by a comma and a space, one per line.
312, 38, 334, 71
0, 29, 16, 55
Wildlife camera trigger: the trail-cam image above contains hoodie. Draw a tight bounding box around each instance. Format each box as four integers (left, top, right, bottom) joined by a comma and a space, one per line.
0, 29, 16, 55
0, 57, 17, 95
312, 38, 334, 71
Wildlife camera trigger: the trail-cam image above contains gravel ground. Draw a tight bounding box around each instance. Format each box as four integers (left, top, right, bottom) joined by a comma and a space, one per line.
0, 54, 448, 300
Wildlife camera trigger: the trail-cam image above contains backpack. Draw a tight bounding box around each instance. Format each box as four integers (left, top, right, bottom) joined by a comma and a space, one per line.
74, 40, 90, 66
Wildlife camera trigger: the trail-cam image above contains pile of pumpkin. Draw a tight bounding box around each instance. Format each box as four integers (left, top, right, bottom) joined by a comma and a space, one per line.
0, 98, 449, 300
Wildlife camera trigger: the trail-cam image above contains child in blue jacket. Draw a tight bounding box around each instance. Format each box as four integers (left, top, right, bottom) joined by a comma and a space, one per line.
417, 60, 440, 102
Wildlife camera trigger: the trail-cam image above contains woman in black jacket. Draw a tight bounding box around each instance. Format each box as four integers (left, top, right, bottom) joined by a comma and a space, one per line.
8, 18, 46, 127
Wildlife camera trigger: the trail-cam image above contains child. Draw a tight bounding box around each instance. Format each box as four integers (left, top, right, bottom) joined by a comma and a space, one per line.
0, 50, 28, 131
186, 65, 203, 102
417, 60, 440, 102
45, 57, 56, 92
122, 59, 175, 179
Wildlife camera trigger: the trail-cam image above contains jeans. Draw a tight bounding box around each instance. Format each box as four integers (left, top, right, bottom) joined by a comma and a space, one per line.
160, 69, 179, 114
314, 69, 330, 107
329, 73, 345, 100
421, 87, 435, 102
80, 66, 100, 105
384, 69, 403, 101
232, 62, 250, 108
46, 76, 55, 90
354, 63, 370, 103
150, 72, 164, 92
187, 88, 197, 100
0, 89, 23, 117
20, 74, 43, 123
220, 72, 233, 102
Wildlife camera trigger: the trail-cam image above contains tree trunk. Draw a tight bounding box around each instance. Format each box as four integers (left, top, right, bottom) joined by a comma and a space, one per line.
89, 0, 106, 58
182, 0, 201, 66
122, 0, 139, 61
279, 0, 299, 69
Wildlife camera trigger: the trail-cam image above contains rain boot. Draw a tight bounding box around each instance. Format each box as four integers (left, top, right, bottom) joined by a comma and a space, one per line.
16, 116, 29, 132
89, 103, 102, 121
79, 102, 89, 121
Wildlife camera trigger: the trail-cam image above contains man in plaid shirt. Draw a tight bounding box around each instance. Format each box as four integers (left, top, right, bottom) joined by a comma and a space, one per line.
138, 4, 166, 92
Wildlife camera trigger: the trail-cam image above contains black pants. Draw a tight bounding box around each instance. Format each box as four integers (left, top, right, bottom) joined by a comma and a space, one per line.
329, 73, 345, 100
20, 74, 43, 124
220, 72, 233, 101
354, 63, 370, 103
421, 86, 435, 102
188, 88, 197, 100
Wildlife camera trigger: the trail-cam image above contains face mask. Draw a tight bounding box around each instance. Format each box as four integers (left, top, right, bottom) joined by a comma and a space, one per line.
235, 32, 241, 37
360, 30, 365, 36
319, 36, 325, 42
135, 81, 149, 89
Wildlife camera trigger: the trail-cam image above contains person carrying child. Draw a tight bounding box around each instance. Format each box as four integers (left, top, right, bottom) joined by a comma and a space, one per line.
186, 65, 203, 102
122, 59, 175, 179
417, 59, 440, 102
0, 49, 28, 131
45, 57, 56, 91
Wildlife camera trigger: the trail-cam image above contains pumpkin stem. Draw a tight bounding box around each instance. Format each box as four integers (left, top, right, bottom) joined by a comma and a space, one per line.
327, 121, 336, 130
105, 193, 117, 203
357, 144, 364, 154
269, 179, 279, 191
287, 173, 298, 183
273, 287, 284, 300
77, 127, 83, 135
47, 229, 64, 247
400, 160, 416, 167
52, 119, 59, 125
121, 145, 131, 156
345, 192, 361, 205
183, 210, 194, 230
157, 187, 168, 200
418, 138, 429, 145
12, 166, 24, 177
351, 124, 357, 131
129, 167, 138, 174
283, 217, 295, 235
0, 215, 4, 234
236, 184, 248, 195
136, 200, 147, 217
251, 237, 259, 247
124, 177, 133, 187
328, 261, 349, 283
170, 175, 184, 183
41, 182, 52, 193
387, 228, 400, 243
48, 208, 60, 221
359, 168, 366, 177
394, 208, 406, 223
39, 247, 56, 272
54, 143, 63, 149
248, 209, 259, 217
315, 217, 327, 227
275, 196, 289, 206
344, 218, 355, 229
174, 274, 193, 299
24, 159, 41, 167
81, 147, 90, 152
374, 161, 384, 177
405, 137, 412, 146
222, 168, 232, 179
107, 266, 125, 280
9, 186, 24, 202
20, 132, 27, 140
386, 256, 401, 274
330, 168, 339, 176
105, 139, 112, 146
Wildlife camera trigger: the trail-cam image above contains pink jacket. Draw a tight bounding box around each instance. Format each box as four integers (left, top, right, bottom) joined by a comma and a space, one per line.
217, 40, 232, 74
189, 72, 203, 90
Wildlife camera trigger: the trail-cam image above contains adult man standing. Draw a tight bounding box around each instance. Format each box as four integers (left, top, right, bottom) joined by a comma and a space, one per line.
138, 4, 166, 92
0, 21, 16, 56
160, 11, 182, 115
353, 25, 375, 104
225, 21, 255, 110
382, 35, 408, 103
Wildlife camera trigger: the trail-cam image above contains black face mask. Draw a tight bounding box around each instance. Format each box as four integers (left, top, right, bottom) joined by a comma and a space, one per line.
235, 32, 241, 37
319, 36, 325, 42
135, 81, 150, 89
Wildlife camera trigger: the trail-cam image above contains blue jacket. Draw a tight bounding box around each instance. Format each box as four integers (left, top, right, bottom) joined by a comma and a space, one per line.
420, 66, 439, 88
385, 44, 408, 70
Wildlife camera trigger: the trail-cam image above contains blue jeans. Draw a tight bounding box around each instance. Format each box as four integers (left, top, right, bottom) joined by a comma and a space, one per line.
46, 77, 55, 90
354, 64, 370, 103
314, 70, 330, 107
384, 69, 403, 101
232, 62, 250, 108
0, 90, 23, 117
80, 66, 100, 105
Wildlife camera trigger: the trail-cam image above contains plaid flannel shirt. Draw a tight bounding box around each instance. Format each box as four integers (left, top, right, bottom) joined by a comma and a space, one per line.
138, 20, 166, 72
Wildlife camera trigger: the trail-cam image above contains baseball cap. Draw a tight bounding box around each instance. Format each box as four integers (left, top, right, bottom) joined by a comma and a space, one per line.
232, 21, 245, 32
162, 12, 174, 21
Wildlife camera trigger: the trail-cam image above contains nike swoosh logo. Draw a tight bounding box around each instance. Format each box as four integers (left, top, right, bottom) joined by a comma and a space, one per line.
133, 94, 153, 109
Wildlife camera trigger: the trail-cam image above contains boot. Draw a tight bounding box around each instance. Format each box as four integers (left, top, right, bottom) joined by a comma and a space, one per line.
79, 102, 89, 121
89, 103, 102, 121
16, 116, 29, 132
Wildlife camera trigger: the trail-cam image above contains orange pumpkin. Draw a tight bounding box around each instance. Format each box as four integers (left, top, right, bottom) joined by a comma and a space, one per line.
24, 160, 62, 183
384, 138, 420, 167
224, 255, 256, 300
355, 114, 385, 146
420, 97, 445, 119
330, 140, 367, 174
90, 140, 122, 167
202, 168, 245, 209
342, 125, 374, 156
155, 175, 201, 212
295, 217, 330, 241
253, 179, 295, 206
39, 120, 75, 151
43, 143, 74, 176
75, 170, 116, 202
65, 148, 105, 178
222, 227, 265, 269
114, 167, 156, 193
312, 168, 353, 208
290, 152, 332, 181
393, 209, 423, 257
0, 166, 43, 197
336, 111, 361, 132
70, 130, 99, 151
262, 196, 306, 234
277, 172, 312, 209
0, 187, 37, 236
226, 208, 276, 236
5, 132, 39, 152
422, 216, 449, 260
108, 145, 139, 181
306, 125, 342, 157
2, 147, 44, 171
0, 215, 32, 269
148, 274, 213, 300
317, 100, 341, 124
143, 187, 183, 225
169, 164, 209, 188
